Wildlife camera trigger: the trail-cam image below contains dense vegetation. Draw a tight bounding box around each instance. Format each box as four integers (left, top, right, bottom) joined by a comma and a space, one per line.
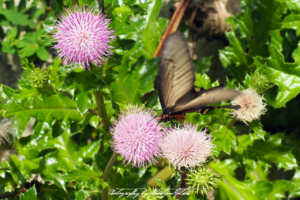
1, 0, 300, 199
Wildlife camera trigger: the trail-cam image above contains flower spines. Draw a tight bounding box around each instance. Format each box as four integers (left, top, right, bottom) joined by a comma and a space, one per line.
110, 108, 163, 168
161, 123, 214, 170
186, 167, 222, 195
51, 5, 115, 69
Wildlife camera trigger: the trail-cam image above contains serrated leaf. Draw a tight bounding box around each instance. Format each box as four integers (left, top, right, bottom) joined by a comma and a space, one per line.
283, 132, 300, 167
255, 45, 300, 107
60, 165, 102, 189
18, 44, 37, 57
4, 93, 81, 125
9, 155, 39, 185
53, 131, 101, 171
237, 133, 297, 170
289, 169, 300, 198
267, 180, 289, 199
50, 0, 64, 14
62, 71, 106, 115
194, 56, 212, 73
211, 125, 237, 155
9, 151, 67, 191
210, 160, 272, 200
156, 178, 175, 200
130, 5, 147, 15
36, 46, 50, 61
20, 186, 37, 200
276, 0, 300, 9
219, 0, 284, 82
76, 189, 87, 200
33, 6, 46, 19
0, 7, 29, 26
249, 121, 266, 140
140, 0, 167, 55
111, 58, 157, 104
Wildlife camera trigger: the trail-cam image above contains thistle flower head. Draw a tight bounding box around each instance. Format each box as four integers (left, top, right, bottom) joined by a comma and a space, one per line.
161, 123, 214, 169
110, 107, 163, 168
231, 88, 267, 124
51, 6, 115, 69
186, 167, 222, 195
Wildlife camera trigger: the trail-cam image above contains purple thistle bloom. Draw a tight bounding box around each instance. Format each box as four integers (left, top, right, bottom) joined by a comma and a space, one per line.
161, 123, 214, 169
110, 107, 163, 168
51, 6, 115, 70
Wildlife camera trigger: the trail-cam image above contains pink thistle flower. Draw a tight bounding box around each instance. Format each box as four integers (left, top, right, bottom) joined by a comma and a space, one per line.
161, 123, 214, 169
51, 6, 115, 70
110, 107, 163, 168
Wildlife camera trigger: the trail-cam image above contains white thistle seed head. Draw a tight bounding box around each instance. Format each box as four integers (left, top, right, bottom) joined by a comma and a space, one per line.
231, 88, 267, 124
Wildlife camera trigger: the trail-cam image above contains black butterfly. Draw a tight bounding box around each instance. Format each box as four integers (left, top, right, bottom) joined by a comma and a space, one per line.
157, 31, 240, 122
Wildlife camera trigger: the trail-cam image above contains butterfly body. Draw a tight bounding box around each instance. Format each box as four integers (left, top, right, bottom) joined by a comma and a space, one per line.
158, 113, 186, 122
157, 31, 240, 122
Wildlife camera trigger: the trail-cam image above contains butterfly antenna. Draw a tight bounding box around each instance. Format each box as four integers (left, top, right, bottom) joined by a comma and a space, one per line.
221, 105, 241, 110
142, 99, 160, 112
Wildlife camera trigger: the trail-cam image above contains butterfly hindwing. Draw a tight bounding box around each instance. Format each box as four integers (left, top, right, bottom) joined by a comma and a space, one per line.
173, 86, 240, 113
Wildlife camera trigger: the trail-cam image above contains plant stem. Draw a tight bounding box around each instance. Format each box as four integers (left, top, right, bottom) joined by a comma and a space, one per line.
176, 171, 188, 199
93, 90, 111, 130
72, 0, 78, 5
102, 152, 119, 181
97, 0, 104, 12
227, 116, 237, 130
102, 152, 119, 200
94, 90, 115, 200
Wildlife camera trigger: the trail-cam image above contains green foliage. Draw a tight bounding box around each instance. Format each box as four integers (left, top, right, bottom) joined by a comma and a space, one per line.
20, 186, 37, 200
1, 0, 300, 199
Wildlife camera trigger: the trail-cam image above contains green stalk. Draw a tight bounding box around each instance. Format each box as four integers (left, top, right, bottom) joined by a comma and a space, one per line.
102, 152, 119, 181
94, 90, 118, 200
93, 90, 111, 130
72, 0, 78, 5
227, 116, 237, 130
101, 152, 119, 200
97, 0, 105, 12
176, 171, 188, 199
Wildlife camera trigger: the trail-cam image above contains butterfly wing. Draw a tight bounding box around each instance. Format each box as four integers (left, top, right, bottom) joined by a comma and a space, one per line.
158, 31, 240, 115
157, 31, 195, 113
172, 86, 240, 113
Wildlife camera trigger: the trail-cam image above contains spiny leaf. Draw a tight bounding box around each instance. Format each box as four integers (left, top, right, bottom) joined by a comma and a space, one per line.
255, 45, 300, 107
210, 160, 273, 200
4, 93, 82, 127
237, 133, 297, 170
20, 186, 37, 200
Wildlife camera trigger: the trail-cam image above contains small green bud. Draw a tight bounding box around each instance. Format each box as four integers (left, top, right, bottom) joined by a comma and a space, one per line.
28, 67, 49, 87
186, 167, 223, 195
250, 69, 273, 93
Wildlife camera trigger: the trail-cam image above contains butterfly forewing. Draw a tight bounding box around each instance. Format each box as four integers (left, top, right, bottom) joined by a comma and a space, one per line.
158, 32, 195, 113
